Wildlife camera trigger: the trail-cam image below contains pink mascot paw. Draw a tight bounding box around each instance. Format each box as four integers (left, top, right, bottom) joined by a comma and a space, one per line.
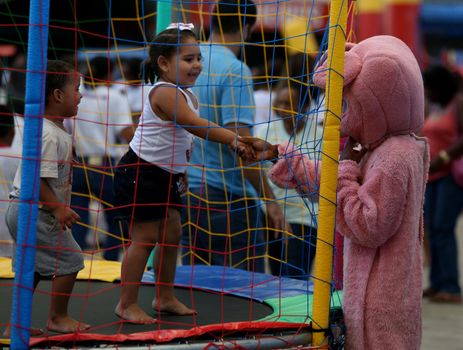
268, 142, 320, 199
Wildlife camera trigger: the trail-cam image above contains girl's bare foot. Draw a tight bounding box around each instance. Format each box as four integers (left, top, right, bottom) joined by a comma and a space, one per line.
152, 297, 196, 315
2, 326, 44, 338
47, 316, 90, 334
115, 301, 157, 324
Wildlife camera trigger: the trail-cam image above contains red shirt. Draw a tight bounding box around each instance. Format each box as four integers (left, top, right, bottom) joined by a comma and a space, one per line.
422, 100, 459, 182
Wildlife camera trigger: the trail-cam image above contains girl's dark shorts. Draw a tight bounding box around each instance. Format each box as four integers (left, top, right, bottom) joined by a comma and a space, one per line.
113, 148, 184, 222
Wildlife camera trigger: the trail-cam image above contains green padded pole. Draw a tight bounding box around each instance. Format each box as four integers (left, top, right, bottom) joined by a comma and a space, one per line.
156, 0, 173, 34
147, 0, 172, 270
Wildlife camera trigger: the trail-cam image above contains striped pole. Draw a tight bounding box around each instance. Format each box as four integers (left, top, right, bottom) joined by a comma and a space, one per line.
11, 0, 50, 348
311, 0, 347, 346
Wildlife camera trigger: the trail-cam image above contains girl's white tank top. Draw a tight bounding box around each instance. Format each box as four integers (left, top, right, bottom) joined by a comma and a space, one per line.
129, 81, 197, 174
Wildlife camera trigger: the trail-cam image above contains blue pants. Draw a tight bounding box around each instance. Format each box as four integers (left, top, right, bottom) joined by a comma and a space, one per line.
424, 174, 463, 294
71, 157, 126, 261
181, 187, 265, 272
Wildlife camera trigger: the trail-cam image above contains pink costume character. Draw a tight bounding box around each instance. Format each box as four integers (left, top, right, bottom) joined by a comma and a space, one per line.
269, 36, 429, 349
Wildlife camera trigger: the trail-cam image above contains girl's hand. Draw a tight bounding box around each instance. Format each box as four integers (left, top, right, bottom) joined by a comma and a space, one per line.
239, 136, 279, 161
340, 137, 367, 163
230, 138, 256, 161
52, 206, 81, 230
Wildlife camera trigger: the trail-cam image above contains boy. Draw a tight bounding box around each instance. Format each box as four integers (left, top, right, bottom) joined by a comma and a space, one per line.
4, 60, 90, 336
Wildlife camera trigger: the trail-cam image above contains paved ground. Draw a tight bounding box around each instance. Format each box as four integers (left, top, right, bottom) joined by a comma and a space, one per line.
422, 215, 463, 350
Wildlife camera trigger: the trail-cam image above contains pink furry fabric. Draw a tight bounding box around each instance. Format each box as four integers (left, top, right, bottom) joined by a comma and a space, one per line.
267, 142, 320, 199
269, 36, 429, 350
337, 135, 428, 350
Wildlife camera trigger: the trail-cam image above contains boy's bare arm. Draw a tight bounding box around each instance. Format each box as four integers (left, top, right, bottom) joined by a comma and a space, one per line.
39, 178, 61, 209
40, 179, 80, 229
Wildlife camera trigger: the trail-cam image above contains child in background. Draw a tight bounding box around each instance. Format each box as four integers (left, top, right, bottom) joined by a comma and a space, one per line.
255, 79, 321, 279
4, 60, 90, 335
113, 23, 253, 324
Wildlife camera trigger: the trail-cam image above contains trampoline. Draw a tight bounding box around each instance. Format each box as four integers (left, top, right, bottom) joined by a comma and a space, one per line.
0, 259, 342, 348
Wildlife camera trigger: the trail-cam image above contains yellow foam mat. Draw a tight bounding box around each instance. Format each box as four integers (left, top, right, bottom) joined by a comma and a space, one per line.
0, 257, 121, 282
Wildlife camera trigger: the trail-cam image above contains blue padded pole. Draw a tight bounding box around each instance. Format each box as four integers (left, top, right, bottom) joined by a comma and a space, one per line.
11, 0, 50, 348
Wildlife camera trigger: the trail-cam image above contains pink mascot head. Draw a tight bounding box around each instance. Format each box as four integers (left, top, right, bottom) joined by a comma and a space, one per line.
313, 35, 424, 148
268, 35, 424, 195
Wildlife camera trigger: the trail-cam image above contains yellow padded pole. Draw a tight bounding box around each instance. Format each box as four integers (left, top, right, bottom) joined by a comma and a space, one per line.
311, 0, 347, 346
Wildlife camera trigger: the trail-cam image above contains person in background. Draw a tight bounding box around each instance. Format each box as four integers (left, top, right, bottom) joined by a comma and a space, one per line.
116, 58, 145, 125
249, 39, 284, 128
421, 65, 463, 303
252, 63, 277, 127
65, 56, 133, 261
0, 105, 19, 257
181, 0, 286, 273
5, 53, 26, 115
255, 79, 322, 279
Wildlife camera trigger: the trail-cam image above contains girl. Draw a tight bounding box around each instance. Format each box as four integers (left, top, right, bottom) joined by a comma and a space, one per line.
113, 23, 252, 324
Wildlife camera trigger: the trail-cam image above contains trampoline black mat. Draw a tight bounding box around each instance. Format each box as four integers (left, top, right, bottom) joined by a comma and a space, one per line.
0, 280, 274, 335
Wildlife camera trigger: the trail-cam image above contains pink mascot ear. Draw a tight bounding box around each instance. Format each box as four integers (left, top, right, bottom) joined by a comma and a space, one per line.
313, 43, 362, 89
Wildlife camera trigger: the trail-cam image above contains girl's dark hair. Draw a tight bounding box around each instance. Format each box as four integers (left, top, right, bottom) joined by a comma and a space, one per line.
422, 65, 461, 107
142, 28, 197, 84
211, 0, 257, 34
45, 59, 75, 106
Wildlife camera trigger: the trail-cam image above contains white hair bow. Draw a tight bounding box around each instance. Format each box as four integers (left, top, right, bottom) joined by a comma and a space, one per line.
166, 22, 195, 31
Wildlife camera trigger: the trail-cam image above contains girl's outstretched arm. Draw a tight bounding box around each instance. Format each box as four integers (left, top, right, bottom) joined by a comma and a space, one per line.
151, 85, 253, 159
240, 136, 279, 161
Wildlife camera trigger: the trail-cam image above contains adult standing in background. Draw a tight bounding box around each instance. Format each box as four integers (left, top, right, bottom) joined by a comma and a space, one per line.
115, 58, 146, 126
181, 0, 285, 272
255, 79, 322, 279
0, 106, 19, 257
421, 65, 463, 303
65, 57, 133, 261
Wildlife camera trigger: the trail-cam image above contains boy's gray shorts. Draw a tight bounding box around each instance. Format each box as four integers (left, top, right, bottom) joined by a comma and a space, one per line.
5, 201, 84, 277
